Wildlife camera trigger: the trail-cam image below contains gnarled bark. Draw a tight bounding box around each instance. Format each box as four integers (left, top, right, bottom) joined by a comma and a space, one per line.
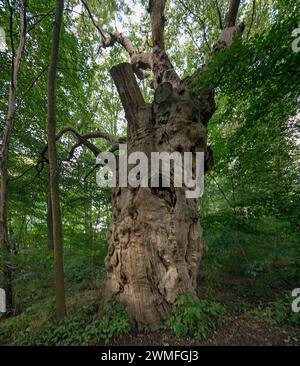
96, 0, 242, 329
105, 63, 212, 329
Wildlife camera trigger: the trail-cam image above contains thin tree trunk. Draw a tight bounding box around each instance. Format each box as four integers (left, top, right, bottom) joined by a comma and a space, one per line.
83, 181, 93, 242
275, 146, 282, 253
47, 186, 54, 251
47, 0, 66, 320
0, 0, 26, 313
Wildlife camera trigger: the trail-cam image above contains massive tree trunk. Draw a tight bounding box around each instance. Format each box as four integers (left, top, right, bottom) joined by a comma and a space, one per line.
104, 64, 213, 329
91, 0, 243, 329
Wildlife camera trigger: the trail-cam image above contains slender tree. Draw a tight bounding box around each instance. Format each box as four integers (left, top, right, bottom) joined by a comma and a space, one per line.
47, 185, 54, 251
0, 0, 26, 313
47, 0, 66, 319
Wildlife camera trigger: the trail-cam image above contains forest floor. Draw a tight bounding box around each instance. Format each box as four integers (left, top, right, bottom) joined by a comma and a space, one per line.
1, 252, 299, 346
1, 279, 299, 346
109, 318, 300, 346
108, 274, 300, 346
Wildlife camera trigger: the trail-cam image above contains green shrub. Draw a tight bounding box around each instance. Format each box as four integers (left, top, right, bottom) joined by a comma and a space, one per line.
64, 253, 105, 284
83, 302, 131, 344
166, 293, 226, 340
37, 316, 86, 346
247, 292, 300, 327
268, 293, 300, 326
0, 302, 54, 345
15, 299, 131, 345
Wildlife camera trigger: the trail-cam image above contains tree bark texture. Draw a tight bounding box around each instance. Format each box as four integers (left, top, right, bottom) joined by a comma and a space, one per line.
105, 64, 213, 329
97, 0, 242, 330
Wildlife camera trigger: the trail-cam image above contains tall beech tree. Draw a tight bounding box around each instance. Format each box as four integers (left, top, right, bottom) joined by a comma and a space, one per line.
0, 0, 26, 312
47, 0, 66, 319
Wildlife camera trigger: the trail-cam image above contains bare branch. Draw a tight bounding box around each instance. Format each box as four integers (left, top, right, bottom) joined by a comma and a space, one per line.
81, 0, 107, 41
84, 164, 98, 181
13, 125, 125, 182
40, 126, 119, 160
83, 143, 123, 182
16, 64, 48, 109
26, 8, 55, 34
212, 177, 232, 208
81, 0, 152, 79
10, 165, 35, 182
62, 131, 125, 162
40, 125, 126, 163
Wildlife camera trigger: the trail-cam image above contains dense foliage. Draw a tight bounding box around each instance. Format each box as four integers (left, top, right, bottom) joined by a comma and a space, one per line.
0, 0, 299, 345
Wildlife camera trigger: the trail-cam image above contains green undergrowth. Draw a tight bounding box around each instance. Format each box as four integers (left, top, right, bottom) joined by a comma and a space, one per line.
246, 292, 300, 327
166, 293, 226, 340
0, 290, 131, 346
